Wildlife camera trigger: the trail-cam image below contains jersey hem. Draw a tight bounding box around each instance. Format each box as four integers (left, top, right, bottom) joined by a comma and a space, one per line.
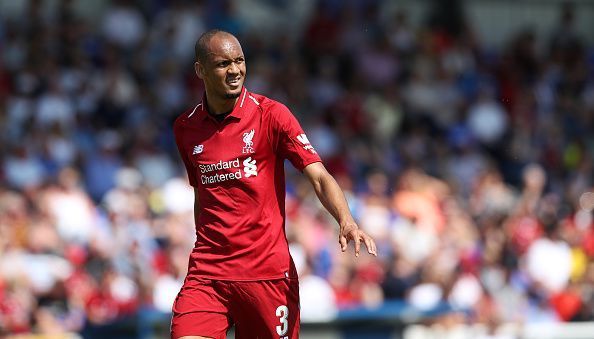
185, 273, 297, 282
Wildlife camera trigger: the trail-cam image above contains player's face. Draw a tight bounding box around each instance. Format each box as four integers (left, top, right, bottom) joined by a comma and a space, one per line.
196, 35, 246, 100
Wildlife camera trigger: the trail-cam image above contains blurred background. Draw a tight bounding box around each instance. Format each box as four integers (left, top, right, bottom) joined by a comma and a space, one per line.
1, 0, 594, 338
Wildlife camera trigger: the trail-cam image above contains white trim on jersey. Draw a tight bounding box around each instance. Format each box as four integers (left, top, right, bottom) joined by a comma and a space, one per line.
239, 88, 248, 108
188, 103, 202, 118
248, 95, 260, 106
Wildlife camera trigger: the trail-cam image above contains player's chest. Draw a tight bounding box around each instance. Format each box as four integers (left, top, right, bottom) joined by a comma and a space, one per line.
183, 118, 271, 173
186, 123, 269, 163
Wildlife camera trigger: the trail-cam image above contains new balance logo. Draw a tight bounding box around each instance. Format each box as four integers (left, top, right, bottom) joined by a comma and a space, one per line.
296, 134, 316, 154
193, 145, 203, 155
243, 157, 258, 177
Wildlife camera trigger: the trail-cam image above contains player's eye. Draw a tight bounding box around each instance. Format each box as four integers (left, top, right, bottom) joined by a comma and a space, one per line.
217, 61, 230, 68
235, 57, 245, 64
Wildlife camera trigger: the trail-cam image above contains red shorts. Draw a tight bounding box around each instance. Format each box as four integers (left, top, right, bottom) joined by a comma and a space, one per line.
171, 276, 300, 339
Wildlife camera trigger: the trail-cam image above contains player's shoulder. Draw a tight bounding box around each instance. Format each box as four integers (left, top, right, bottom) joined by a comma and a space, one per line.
248, 91, 292, 119
174, 103, 203, 131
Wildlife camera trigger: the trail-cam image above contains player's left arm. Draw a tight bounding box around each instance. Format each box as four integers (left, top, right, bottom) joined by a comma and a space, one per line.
303, 162, 377, 257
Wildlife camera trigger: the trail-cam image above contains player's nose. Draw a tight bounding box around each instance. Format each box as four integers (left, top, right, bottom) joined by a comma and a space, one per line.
227, 62, 240, 75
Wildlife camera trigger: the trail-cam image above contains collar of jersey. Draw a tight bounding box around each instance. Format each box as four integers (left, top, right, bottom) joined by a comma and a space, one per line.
197, 87, 250, 122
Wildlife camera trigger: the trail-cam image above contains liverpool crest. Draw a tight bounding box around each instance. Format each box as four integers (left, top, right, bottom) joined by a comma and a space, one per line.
242, 129, 255, 154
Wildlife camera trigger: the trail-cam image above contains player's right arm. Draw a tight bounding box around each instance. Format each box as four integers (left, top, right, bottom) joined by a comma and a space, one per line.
193, 188, 200, 226
174, 116, 200, 187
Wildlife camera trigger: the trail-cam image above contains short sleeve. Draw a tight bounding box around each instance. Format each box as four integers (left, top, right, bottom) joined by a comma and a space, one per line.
270, 104, 322, 171
173, 119, 199, 187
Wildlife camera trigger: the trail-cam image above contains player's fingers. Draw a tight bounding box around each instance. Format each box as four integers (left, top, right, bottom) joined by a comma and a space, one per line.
354, 232, 361, 257
339, 235, 347, 252
367, 236, 377, 256
364, 235, 377, 256
363, 236, 372, 254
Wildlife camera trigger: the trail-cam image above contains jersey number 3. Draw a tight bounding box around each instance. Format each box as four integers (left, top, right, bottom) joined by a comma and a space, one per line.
275, 305, 289, 336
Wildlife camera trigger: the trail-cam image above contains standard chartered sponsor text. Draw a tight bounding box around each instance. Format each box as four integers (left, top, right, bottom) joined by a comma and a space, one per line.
199, 158, 242, 184
199, 158, 240, 173
201, 170, 242, 184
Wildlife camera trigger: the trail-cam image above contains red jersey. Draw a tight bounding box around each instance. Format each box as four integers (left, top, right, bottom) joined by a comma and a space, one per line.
173, 88, 321, 280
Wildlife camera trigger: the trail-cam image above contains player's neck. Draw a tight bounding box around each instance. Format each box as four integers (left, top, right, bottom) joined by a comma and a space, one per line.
205, 90, 239, 115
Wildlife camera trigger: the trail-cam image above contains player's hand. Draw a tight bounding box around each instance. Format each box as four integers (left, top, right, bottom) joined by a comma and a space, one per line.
339, 221, 377, 257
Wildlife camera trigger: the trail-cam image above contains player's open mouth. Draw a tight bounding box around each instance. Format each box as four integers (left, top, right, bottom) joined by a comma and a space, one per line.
226, 77, 241, 86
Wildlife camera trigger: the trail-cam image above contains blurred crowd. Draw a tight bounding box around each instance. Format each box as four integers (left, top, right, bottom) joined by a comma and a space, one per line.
1, 0, 594, 336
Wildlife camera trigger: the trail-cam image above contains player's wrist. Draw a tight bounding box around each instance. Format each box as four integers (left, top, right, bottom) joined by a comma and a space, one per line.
339, 217, 358, 230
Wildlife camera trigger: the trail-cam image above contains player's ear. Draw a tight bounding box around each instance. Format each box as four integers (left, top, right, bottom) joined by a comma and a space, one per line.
195, 61, 204, 79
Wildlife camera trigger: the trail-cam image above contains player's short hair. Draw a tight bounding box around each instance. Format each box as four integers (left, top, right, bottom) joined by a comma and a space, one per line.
195, 29, 235, 63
